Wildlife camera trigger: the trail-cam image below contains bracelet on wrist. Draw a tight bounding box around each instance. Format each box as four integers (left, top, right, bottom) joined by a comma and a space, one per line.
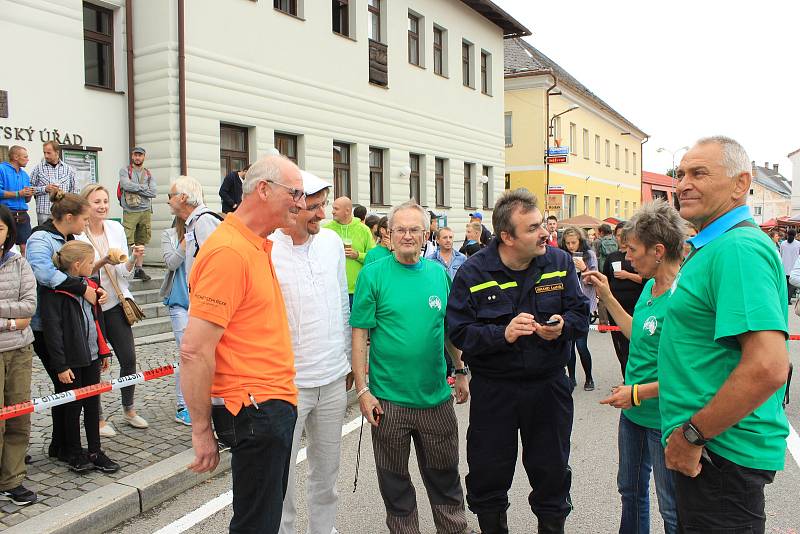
356, 386, 370, 398
632, 384, 641, 406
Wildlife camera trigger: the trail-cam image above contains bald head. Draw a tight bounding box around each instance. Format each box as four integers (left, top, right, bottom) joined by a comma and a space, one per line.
242, 155, 300, 195
332, 196, 353, 224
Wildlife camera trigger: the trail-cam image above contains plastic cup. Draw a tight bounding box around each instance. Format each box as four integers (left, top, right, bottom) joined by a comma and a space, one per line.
612, 261, 622, 272
342, 238, 353, 247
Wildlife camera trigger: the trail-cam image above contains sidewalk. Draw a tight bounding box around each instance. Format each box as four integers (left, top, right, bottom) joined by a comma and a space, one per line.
0, 340, 191, 530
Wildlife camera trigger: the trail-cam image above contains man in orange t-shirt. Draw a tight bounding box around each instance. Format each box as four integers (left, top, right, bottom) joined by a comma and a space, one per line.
181, 155, 306, 534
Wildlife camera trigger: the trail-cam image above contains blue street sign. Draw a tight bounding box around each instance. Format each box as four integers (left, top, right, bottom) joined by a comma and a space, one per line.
548, 147, 570, 156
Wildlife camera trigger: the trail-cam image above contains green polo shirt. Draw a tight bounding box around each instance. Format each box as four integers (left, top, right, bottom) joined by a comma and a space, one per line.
623, 279, 669, 430
658, 211, 789, 471
350, 256, 452, 409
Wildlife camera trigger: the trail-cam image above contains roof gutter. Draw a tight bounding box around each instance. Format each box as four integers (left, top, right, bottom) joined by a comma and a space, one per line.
545, 71, 557, 211
640, 136, 649, 205
125, 0, 135, 150
178, 0, 187, 174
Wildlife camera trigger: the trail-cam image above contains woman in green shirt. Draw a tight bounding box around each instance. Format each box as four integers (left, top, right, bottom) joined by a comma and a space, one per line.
364, 216, 392, 265
583, 200, 685, 534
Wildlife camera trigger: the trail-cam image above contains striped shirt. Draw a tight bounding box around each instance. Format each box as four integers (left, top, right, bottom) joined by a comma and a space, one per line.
29, 160, 78, 215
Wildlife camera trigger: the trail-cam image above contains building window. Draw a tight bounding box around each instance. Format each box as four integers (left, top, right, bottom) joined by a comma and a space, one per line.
624, 200, 629, 217
633, 152, 638, 174
652, 190, 668, 201
435, 157, 446, 207
462, 41, 473, 88
464, 162, 473, 208
408, 13, 420, 66
504, 113, 513, 146
615, 199, 620, 215
368, 0, 381, 41
606, 198, 611, 217
583, 195, 589, 214
615, 144, 620, 169
480, 51, 491, 95
754, 206, 763, 216
605, 139, 611, 167
433, 26, 445, 76
332, 0, 349, 37
625, 148, 630, 173
633, 201, 637, 212
553, 117, 561, 143
409, 153, 421, 203
83, 3, 114, 89
0, 146, 8, 163
569, 123, 577, 155
504, 173, 511, 190
594, 135, 601, 163
582, 129, 590, 159
482, 165, 491, 209
333, 142, 351, 199
369, 147, 384, 205
595, 197, 600, 216
220, 124, 249, 179
274, 0, 297, 16
274, 133, 298, 164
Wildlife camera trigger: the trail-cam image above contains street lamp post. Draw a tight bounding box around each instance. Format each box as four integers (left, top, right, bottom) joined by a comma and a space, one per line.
656, 145, 689, 206
546, 104, 579, 215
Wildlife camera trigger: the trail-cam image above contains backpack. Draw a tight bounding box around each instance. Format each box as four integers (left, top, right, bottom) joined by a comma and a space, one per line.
118, 165, 152, 205
191, 211, 225, 257
596, 236, 618, 272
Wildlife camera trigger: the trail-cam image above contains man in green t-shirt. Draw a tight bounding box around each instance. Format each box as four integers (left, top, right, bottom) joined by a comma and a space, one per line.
351, 200, 471, 534
660, 136, 790, 533
324, 196, 375, 306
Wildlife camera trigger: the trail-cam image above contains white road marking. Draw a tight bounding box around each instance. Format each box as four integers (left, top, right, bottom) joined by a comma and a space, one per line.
153, 414, 365, 534
787, 423, 800, 469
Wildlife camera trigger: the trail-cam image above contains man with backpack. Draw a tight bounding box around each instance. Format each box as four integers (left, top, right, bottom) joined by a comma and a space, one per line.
166, 175, 223, 278
119, 146, 157, 280
592, 223, 618, 273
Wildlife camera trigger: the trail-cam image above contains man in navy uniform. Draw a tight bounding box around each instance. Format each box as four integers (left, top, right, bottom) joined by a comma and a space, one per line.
446, 189, 589, 534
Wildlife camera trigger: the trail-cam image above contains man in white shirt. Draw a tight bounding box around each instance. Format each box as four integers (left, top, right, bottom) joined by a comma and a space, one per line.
270, 171, 352, 534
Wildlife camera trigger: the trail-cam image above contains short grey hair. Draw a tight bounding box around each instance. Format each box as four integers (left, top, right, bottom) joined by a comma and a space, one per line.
387, 200, 428, 230
492, 188, 539, 238
695, 135, 751, 178
622, 199, 685, 262
242, 155, 286, 196
172, 175, 204, 206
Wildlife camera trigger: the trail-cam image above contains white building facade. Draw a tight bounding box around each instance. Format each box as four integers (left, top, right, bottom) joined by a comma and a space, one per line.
789, 148, 800, 216
1, 0, 529, 253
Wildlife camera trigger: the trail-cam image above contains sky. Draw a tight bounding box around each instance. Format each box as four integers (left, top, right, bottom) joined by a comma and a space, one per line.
494, 0, 800, 178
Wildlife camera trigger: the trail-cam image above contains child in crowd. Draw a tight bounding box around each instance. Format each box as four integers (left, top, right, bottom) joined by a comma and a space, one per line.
40, 241, 120, 474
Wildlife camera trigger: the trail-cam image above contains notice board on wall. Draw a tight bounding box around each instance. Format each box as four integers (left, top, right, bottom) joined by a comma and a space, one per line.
62, 148, 99, 192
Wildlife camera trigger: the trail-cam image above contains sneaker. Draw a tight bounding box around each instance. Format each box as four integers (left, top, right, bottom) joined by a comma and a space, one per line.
134, 268, 152, 282
89, 451, 120, 473
584, 379, 595, 391
0, 485, 37, 506
68, 452, 95, 474
99, 421, 117, 437
124, 412, 149, 429
175, 408, 192, 426
447, 376, 456, 387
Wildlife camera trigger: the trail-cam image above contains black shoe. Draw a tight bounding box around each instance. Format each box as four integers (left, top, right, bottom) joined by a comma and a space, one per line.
537, 516, 566, 534
477, 510, 509, 534
134, 268, 152, 282
0, 485, 37, 506
24, 455, 32, 465
88, 451, 120, 473
68, 452, 95, 473
584, 379, 595, 391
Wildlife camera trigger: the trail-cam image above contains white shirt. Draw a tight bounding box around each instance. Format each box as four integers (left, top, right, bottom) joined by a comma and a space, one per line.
269, 228, 352, 388
76, 220, 135, 311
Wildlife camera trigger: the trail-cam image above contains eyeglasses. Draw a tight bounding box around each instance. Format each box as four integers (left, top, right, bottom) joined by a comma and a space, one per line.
265, 180, 306, 202
303, 199, 330, 212
167, 192, 180, 199
391, 227, 425, 236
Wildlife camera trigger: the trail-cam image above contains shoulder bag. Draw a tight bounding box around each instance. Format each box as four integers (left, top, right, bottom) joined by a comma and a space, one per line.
84, 231, 146, 325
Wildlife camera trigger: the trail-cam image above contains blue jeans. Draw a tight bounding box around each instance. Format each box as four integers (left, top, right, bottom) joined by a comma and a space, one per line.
168, 305, 188, 410
617, 413, 677, 534
213, 399, 297, 534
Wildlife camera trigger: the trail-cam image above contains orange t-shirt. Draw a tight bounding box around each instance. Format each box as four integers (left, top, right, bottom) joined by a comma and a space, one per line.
188, 214, 297, 414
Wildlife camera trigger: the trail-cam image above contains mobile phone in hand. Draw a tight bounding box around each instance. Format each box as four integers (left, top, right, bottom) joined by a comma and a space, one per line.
543, 318, 560, 327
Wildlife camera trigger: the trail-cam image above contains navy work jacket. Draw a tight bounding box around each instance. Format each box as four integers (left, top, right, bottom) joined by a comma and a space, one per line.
446, 239, 589, 380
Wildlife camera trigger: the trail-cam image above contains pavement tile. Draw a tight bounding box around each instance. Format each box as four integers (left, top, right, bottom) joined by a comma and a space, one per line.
0, 339, 193, 531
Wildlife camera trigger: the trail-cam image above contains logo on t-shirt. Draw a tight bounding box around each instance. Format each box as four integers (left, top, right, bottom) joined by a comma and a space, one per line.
428, 295, 442, 311
643, 316, 658, 336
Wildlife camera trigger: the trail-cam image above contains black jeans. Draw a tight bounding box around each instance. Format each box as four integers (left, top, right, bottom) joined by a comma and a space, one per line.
33, 330, 65, 454
60, 359, 102, 458
103, 304, 138, 410
610, 331, 629, 378
568, 333, 593, 383
673, 449, 775, 534
466, 372, 574, 522
212, 399, 297, 534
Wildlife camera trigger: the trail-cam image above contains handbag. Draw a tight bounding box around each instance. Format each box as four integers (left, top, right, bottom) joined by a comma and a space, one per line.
84, 231, 146, 325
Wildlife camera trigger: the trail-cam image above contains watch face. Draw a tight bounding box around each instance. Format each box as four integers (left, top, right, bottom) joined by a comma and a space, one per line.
683, 423, 703, 445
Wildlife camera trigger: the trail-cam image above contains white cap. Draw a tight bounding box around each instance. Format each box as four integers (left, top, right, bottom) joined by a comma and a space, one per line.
300, 170, 332, 196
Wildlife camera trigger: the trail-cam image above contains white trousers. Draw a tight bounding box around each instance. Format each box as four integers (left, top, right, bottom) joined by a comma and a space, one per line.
280, 376, 347, 534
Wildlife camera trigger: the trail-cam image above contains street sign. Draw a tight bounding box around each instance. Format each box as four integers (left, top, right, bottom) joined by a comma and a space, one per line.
548, 146, 569, 156
546, 194, 563, 211
548, 185, 565, 195
546, 156, 568, 164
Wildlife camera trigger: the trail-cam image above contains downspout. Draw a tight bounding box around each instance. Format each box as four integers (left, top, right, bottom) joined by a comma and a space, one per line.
640, 136, 648, 207
125, 0, 135, 150
545, 71, 557, 212
178, 0, 187, 174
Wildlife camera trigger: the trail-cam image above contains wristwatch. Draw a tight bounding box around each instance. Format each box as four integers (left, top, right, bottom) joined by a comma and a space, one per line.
453, 368, 469, 376
9, 319, 17, 332
681, 421, 708, 446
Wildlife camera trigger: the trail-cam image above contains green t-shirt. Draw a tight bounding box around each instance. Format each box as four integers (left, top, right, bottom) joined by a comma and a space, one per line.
364, 244, 391, 265
350, 256, 452, 409
323, 219, 376, 293
658, 224, 789, 470
623, 278, 669, 430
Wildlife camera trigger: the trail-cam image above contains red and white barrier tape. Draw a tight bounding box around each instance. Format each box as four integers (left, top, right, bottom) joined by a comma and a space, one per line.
589, 324, 800, 340
0, 363, 178, 421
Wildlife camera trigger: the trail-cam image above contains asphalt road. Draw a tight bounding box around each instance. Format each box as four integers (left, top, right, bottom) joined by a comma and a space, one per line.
109, 323, 800, 534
